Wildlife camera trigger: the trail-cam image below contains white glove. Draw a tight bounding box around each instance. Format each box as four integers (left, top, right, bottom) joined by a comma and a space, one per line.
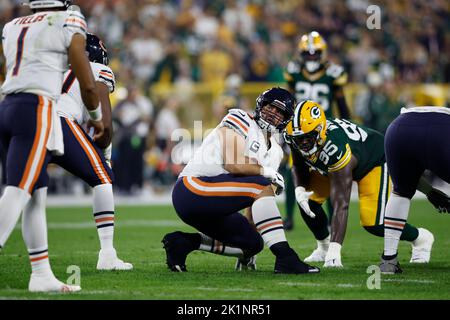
295, 186, 315, 218
324, 242, 343, 268
262, 167, 284, 195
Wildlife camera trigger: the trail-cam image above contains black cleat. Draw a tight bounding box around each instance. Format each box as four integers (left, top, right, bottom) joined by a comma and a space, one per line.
235, 255, 257, 271
379, 256, 403, 274
161, 231, 193, 272
274, 250, 320, 274
283, 218, 294, 231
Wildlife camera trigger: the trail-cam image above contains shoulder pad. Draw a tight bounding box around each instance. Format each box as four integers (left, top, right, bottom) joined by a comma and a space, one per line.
286, 61, 300, 74
221, 109, 252, 139
326, 63, 345, 78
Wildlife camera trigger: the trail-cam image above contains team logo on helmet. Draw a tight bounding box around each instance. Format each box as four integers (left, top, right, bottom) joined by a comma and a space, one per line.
310, 106, 321, 119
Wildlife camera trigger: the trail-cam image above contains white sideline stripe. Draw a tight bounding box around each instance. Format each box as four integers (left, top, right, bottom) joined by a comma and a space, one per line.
195, 286, 256, 292
43, 183, 442, 208
336, 283, 360, 288
14, 219, 183, 230
382, 279, 435, 284
278, 282, 323, 287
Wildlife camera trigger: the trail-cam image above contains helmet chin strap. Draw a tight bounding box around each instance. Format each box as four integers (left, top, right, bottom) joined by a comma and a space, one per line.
257, 117, 277, 133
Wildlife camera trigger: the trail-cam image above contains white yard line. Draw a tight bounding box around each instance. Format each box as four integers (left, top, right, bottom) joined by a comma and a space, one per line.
382, 279, 435, 284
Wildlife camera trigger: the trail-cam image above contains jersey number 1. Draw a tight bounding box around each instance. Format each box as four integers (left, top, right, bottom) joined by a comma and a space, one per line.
12, 27, 29, 76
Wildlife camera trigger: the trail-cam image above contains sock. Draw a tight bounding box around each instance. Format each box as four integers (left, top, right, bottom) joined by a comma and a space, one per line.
384, 193, 411, 256
251, 196, 286, 248
197, 233, 244, 258
22, 187, 53, 277
317, 235, 330, 252
269, 241, 295, 257
93, 184, 115, 250
299, 200, 330, 240
0, 186, 31, 247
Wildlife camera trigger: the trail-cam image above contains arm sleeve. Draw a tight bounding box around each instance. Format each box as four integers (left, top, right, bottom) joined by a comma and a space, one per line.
92, 63, 116, 93
62, 10, 87, 48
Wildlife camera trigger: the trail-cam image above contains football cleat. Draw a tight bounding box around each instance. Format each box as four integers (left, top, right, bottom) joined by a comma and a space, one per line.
235, 255, 257, 271
304, 247, 327, 262
282, 218, 294, 231
97, 248, 133, 271
379, 256, 403, 274
29, 273, 81, 293
410, 228, 434, 263
162, 231, 194, 272
274, 249, 320, 274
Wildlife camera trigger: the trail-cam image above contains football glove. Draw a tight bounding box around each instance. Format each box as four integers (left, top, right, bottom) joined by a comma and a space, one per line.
295, 186, 315, 218
262, 167, 284, 195
427, 188, 450, 213
324, 242, 343, 268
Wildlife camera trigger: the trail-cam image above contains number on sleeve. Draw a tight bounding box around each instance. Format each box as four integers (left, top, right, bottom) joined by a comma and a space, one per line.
12, 27, 29, 76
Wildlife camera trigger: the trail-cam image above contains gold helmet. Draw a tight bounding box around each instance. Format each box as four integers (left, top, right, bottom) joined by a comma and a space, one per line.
297, 31, 327, 73
284, 100, 327, 157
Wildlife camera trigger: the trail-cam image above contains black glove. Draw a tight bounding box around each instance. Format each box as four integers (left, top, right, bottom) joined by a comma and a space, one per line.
427, 188, 450, 213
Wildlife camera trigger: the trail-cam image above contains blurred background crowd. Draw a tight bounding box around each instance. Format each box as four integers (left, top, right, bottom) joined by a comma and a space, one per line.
0, 0, 449, 196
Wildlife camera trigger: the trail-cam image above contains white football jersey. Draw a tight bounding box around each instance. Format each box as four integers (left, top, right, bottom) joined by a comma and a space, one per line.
180, 109, 284, 177
1, 10, 87, 100
56, 62, 115, 124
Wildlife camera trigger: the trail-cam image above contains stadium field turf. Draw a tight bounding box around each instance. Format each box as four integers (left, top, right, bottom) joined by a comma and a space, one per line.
0, 199, 449, 300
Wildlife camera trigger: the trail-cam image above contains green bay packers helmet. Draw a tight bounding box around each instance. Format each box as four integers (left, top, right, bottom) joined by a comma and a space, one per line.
284, 100, 327, 157
297, 31, 327, 73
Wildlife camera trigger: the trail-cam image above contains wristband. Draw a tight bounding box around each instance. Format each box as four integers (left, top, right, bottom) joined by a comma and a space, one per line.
88, 105, 102, 121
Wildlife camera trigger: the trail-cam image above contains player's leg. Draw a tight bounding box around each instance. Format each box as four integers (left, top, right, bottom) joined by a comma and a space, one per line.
166, 174, 268, 271
166, 212, 264, 271
52, 118, 132, 270
251, 187, 319, 274
22, 187, 80, 292
358, 161, 432, 271
168, 174, 319, 273
298, 171, 331, 262
379, 116, 435, 272
281, 161, 296, 230
426, 114, 450, 185
0, 95, 50, 248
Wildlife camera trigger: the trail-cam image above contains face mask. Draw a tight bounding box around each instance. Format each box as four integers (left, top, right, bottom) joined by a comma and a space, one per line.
305, 61, 320, 73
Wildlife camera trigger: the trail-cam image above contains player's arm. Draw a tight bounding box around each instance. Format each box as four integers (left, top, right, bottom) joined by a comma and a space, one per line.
328, 155, 357, 244
219, 126, 261, 176
94, 81, 112, 149
417, 176, 450, 213
291, 149, 310, 188
331, 67, 351, 119
218, 126, 284, 193
68, 34, 103, 140
334, 86, 351, 120
324, 155, 358, 267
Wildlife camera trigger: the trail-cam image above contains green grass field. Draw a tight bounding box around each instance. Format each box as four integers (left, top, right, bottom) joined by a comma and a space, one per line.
0, 199, 449, 300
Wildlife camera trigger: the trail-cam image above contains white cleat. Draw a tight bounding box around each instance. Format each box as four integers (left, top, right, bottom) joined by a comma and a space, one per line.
29, 273, 81, 293
304, 248, 327, 263
97, 248, 133, 270
410, 228, 434, 263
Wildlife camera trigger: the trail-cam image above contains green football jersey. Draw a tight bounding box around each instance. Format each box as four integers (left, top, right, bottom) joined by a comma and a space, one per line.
284, 61, 348, 118
293, 119, 385, 181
